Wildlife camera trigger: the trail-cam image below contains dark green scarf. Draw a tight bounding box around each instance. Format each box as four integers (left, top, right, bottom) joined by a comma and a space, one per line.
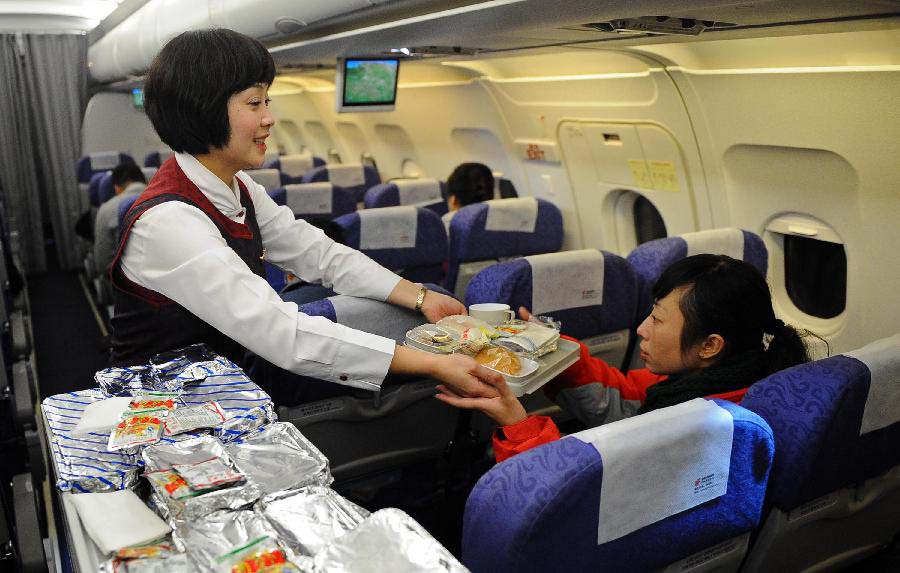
636, 349, 767, 414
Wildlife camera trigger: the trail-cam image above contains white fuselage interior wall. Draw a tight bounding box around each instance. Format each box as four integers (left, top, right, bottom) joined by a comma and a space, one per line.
81, 92, 165, 162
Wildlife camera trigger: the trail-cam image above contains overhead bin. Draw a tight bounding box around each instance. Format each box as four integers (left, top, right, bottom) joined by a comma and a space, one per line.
88, 0, 387, 83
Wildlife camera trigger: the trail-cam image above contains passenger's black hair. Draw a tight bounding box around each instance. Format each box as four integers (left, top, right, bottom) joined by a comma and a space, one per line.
652, 254, 810, 374
143, 29, 276, 155
111, 163, 146, 187
447, 163, 494, 207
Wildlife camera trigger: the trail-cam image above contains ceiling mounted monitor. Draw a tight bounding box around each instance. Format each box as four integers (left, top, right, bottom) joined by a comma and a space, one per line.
335, 57, 400, 113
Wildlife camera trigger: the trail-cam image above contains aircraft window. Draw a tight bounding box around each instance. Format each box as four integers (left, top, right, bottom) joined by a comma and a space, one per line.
327, 148, 342, 164
784, 235, 847, 319
401, 159, 423, 178
633, 195, 667, 246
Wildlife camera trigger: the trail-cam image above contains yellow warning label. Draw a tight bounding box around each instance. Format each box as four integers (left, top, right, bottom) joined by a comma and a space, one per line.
649, 160, 680, 192
628, 159, 653, 189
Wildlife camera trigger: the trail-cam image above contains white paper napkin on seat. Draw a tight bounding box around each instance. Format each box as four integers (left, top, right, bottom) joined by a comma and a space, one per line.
70, 489, 171, 554
71, 397, 132, 436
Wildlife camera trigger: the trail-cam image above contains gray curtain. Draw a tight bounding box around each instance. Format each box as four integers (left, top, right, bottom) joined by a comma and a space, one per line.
0, 35, 47, 272
23, 34, 89, 271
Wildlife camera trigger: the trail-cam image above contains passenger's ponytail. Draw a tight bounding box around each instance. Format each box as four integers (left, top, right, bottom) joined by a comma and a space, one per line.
763, 320, 811, 375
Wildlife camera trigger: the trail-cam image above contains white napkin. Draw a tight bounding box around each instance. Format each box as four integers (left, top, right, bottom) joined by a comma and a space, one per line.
71, 397, 132, 436
89, 151, 120, 170
327, 165, 366, 188
359, 206, 418, 250
684, 228, 744, 260
572, 399, 734, 544
847, 333, 900, 435
279, 153, 315, 177
286, 183, 333, 215
396, 179, 442, 207
484, 197, 539, 233
527, 249, 605, 315
70, 489, 171, 554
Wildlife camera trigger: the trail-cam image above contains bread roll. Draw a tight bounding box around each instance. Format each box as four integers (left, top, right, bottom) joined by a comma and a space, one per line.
475, 346, 521, 375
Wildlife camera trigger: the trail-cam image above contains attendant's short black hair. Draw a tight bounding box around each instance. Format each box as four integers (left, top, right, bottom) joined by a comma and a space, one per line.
447, 163, 494, 207
144, 29, 276, 155
111, 163, 146, 187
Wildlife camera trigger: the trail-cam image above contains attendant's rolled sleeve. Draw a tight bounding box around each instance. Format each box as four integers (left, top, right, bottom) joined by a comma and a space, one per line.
246, 177, 402, 301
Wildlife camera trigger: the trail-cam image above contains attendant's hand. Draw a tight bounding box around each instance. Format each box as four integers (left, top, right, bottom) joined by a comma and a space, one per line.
421, 289, 466, 323
435, 371, 527, 427
517, 306, 532, 321
431, 353, 502, 399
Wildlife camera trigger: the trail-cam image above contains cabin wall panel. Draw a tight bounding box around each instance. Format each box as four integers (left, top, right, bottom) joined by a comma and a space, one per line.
670, 67, 900, 352
81, 92, 165, 163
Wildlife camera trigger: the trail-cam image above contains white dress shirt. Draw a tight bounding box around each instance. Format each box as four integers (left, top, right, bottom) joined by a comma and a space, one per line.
120, 153, 403, 390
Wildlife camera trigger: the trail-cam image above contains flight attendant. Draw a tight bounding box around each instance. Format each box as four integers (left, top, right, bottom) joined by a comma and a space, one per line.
109, 28, 501, 400
436, 255, 811, 461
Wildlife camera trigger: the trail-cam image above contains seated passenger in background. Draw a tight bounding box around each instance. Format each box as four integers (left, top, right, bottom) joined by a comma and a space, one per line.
436, 254, 811, 462
442, 162, 494, 232
93, 163, 147, 297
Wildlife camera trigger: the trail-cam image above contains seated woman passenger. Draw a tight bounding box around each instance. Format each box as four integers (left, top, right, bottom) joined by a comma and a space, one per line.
436, 254, 811, 461
110, 29, 501, 403
441, 163, 494, 232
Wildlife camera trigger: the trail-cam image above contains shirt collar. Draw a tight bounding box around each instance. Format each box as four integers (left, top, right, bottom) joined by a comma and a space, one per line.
174, 152, 244, 216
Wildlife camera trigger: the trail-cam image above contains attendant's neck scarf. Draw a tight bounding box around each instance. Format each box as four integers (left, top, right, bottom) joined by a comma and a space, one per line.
637, 349, 767, 414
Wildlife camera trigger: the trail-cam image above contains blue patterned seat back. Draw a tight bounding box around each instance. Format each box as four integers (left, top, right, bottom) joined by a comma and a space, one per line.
142, 150, 173, 168
626, 228, 767, 325
741, 333, 900, 511
268, 183, 356, 221
88, 171, 108, 207
76, 151, 135, 183
464, 250, 636, 341
446, 198, 563, 295
265, 153, 325, 184
117, 194, 139, 229
97, 172, 115, 205
463, 400, 774, 573
335, 207, 448, 284
302, 164, 381, 203
364, 179, 448, 216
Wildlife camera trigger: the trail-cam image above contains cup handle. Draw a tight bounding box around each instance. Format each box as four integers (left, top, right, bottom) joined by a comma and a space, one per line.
503, 309, 515, 323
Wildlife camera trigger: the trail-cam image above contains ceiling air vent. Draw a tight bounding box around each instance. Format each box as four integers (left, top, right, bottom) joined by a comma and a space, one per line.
390, 46, 482, 57
588, 16, 736, 36
275, 17, 308, 35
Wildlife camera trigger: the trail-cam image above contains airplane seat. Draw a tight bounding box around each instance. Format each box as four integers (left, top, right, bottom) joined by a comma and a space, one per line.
242, 168, 282, 192
335, 206, 448, 285
97, 171, 116, 205
141, 166, 158, 183
142, 149, 173, 167
87, 170, 108, 207
494, 176, 518, 199
265, 152, 325, 184
269, 183, 356, 221
463, 398, 774, 573
446, 197, 563, 299
364, 178, 448, 216
76, 151, 135, 184
626, 228, 767, 324
740, 332, 900, 572
276, 287, 460, 481
117, 194, 140, 230
301, 164, 381, 203
465, 249, 637, 367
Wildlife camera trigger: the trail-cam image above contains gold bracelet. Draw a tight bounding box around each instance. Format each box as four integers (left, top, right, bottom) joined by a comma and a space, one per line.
414, 285, 428, 313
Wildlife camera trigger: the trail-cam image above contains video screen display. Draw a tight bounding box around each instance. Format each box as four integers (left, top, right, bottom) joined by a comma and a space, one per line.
338, 58, 399, 111
132, 88, 144, 109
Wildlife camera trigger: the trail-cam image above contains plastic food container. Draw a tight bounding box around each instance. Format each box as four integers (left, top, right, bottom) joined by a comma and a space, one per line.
479, 354, 540, 395
404, 325, 461, 354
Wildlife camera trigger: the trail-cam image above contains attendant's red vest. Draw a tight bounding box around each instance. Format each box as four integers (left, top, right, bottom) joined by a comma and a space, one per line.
109, 158, 266, 366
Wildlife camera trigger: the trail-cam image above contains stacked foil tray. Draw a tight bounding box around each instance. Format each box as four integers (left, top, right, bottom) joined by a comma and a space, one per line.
43, 344, 469, 572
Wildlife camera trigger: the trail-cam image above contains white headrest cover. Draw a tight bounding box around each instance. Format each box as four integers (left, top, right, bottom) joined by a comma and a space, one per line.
526, 249, 605, 315
279, 153, 315, 177
395, 179, 442, 206
359, 206, 418, 250
327, 165, 366, 188
846, 333, 900, 435
243, 168, 281, 191
89, 151, 120, 170
573, 398, 734, 544
484, 197, 538, 233
285, 183, 333, 215
684, 228, 744, 260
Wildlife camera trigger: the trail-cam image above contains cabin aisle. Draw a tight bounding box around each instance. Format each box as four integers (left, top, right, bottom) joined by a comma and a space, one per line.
29, 258, 109, 399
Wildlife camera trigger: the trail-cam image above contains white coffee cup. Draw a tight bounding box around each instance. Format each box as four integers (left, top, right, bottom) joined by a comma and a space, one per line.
469, 303, 515, 325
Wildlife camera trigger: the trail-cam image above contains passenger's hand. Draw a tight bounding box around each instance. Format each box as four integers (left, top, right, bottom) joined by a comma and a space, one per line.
435, 373, 527, 427
518, 306, 532, 321
431, 353, 502, 399
421, 290, 466, 323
